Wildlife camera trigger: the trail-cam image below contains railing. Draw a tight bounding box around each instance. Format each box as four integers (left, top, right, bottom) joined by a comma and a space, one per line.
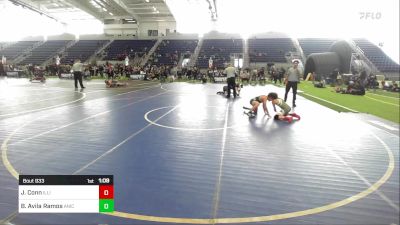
87, 40, 114, 63
188, 38, 203, 68
177, 54, 185, 67
65, 40, 78, 49
242, 39, 249, 68
140, 38, 162, 66
348, 40, 379, 73
12, 41, 44, 64
291, 38, 306, 64
42, 41, 74, 66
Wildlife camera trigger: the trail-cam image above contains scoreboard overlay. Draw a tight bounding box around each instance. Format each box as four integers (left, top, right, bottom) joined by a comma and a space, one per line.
18, 175, 114, 213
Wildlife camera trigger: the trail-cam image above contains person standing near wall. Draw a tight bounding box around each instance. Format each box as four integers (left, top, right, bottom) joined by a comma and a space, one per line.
284, 59, 302, 107
72, 59, 85, 89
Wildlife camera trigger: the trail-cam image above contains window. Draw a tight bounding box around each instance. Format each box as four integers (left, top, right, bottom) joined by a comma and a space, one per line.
148, 30, 158, 37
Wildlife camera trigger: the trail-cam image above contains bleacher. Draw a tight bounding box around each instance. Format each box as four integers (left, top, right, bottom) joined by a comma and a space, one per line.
1, 37, 395, 74
197, 39, 243, 68
298, 38, 338, 57
248, 38, 295, 63
61, 40, 108, 64
0, 41, 39, 60
151, 39, 198, 66
0, 42, 7, 50
20, 40, 70, 65
103, 40, 156, 61
353, 39, 399, 72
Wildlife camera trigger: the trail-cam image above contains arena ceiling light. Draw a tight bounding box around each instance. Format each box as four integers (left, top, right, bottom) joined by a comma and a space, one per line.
90, 2, 101, 8
7, 0, 59, 22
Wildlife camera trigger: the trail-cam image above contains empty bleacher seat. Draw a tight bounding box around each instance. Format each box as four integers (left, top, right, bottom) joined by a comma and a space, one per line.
103, 40, 156, 61
298, 38, 338, 57
197, 39, 243, 68
0, 41, 39, 60
353, 38, 400, 72
151, 39, 198, 66
61, 40, 108, 64
248, 38, 294, 63
20, 40, 70, 65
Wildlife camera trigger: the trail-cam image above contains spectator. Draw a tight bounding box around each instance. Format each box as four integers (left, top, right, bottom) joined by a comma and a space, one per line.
366, 73, 377, 90
240, 69, 250, 83
392, 83, 400, 92
0, 62, 5, 76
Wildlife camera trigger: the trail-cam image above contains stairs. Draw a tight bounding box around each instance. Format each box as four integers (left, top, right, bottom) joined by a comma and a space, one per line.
89, 39, 114, 62
12, 41, 44, 65
42, 40, 77, 66
242, 39, 249, 68
188, 38, 203, 67
140, 38, 163, 66
347, 39, 379, 73
291, 38, 306, 63
177, 54, 185, 67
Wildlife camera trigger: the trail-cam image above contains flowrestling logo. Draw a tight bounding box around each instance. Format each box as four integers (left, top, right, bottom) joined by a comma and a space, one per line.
359, 12, 382, 20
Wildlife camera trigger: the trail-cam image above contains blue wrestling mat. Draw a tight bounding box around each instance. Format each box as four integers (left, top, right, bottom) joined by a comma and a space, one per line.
0, 78, 398, 225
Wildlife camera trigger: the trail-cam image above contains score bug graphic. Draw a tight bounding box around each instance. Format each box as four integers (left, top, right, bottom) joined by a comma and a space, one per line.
18, 175, 114, 213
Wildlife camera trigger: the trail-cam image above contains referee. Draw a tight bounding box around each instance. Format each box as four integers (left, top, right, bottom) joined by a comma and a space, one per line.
284, 60, 302, 107
72, 59, 85, 89
224, 63, 237, 98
